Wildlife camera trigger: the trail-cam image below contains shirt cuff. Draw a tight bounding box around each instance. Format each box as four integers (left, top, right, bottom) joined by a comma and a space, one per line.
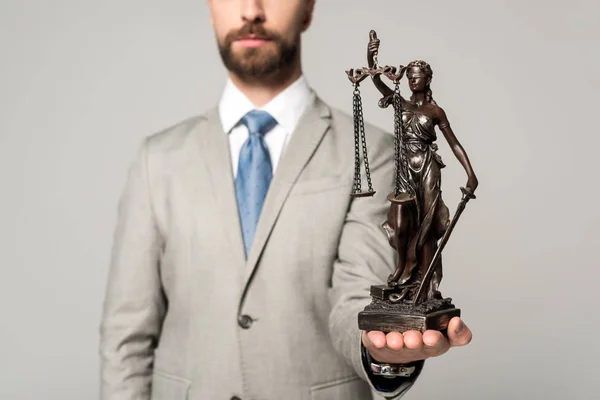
360, 342, 425, 394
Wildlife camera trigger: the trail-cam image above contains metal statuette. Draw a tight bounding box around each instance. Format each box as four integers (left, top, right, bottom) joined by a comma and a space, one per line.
345, 30, 480, 333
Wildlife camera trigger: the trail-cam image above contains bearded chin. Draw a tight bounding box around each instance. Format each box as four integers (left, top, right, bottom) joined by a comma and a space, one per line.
218, 38, 299, 78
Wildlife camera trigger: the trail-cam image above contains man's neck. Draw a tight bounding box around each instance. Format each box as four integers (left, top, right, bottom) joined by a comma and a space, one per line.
228, 64, 303, 108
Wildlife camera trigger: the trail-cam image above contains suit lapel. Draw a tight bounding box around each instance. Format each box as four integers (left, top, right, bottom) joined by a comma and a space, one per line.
240, 94, 332, 298
199, 107, 247, 268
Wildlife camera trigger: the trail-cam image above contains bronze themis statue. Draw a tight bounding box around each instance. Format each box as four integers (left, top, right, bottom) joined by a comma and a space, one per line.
346, 30, 479, 333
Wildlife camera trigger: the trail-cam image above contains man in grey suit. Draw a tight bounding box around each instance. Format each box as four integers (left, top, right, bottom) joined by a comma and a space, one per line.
99, 1, 473, 399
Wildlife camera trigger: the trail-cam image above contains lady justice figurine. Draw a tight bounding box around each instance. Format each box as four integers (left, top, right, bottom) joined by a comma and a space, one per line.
346, 31, 479, 333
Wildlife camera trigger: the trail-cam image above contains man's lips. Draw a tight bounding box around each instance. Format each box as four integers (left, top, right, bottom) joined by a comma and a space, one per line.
235, 34, 272, 48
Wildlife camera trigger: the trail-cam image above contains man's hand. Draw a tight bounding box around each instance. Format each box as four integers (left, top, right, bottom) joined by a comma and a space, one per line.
362, 317, 472, 364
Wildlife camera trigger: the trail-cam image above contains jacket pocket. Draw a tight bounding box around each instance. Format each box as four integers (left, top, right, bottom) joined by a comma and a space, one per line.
310, 376, 371, 400
151, 371, 190, 400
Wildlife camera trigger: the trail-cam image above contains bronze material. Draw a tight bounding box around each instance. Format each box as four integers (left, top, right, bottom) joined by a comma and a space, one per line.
413, 186, 476, 303
346, 30, 479, 333
351, 85, 376, 197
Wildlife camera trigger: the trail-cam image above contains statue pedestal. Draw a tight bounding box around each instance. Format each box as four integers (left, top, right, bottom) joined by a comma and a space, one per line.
358, 287, 460, 333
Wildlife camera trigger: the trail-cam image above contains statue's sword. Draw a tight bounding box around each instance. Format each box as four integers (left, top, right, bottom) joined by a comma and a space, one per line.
413, 186, 476, 303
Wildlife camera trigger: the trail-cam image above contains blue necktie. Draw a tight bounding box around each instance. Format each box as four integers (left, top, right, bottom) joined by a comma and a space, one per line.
235, 110, 277, 257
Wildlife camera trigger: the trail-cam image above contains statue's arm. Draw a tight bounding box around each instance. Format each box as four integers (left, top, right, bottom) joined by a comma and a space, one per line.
367, 36, 394, 99
436, 107, 478, 192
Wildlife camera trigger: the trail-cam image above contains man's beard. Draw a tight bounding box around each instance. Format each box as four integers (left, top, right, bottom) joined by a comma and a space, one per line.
218, 22, 299, 78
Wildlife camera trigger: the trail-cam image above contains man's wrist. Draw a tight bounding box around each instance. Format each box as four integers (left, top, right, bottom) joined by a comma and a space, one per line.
362, 346, 420, 378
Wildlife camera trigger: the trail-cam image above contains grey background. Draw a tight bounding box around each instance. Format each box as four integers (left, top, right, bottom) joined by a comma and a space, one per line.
1, 1, 598, 399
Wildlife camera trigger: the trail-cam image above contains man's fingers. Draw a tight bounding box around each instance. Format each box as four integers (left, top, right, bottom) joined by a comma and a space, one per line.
422, 329, 449, 357
447, 317, 473, 347
402, 330, 423, 350
422, 329, 444, 347
385, 331, 404, 351
363, 330, 386, 349
363, 319, 471, 363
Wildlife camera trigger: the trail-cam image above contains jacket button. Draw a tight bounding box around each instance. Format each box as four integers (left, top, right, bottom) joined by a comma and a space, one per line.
238, 314, 253, 329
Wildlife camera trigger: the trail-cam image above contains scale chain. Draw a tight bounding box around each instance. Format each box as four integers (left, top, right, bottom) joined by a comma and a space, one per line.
352, 87, 362, 194
356, 91, 374, 193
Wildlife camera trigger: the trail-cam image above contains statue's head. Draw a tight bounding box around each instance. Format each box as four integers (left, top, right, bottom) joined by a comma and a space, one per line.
405, 60, 433, 92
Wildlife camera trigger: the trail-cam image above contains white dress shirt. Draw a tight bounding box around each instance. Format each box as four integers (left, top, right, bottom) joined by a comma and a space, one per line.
218, 75, 313, 178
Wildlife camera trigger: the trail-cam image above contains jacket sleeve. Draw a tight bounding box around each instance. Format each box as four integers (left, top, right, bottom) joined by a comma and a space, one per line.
328, 127, 425, 399
99, 138, 166, 399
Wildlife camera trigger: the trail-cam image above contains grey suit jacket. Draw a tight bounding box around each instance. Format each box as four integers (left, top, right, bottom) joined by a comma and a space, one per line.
99, 93, 423, 400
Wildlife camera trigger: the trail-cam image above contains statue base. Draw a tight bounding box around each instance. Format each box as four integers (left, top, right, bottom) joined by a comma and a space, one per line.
358, 285, 460, 333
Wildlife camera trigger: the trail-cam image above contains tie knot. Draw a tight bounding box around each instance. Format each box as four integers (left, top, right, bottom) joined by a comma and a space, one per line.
241, 110, 277, 137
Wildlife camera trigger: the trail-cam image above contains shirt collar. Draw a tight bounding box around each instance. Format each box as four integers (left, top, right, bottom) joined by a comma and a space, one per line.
218, 75, 312, 135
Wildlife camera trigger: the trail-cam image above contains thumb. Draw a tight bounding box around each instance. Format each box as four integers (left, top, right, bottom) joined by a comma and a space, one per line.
447, 317, 473, 347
